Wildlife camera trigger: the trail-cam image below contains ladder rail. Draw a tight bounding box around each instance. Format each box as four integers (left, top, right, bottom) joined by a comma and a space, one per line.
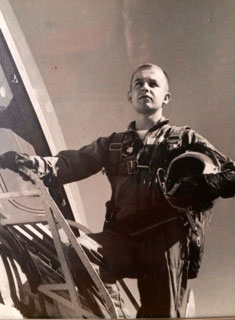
19, 169, 119, 318
0, 168, 140, 317
37, 177, 119, 318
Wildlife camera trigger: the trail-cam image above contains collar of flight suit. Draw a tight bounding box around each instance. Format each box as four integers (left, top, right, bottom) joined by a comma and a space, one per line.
127, 116, 170, 134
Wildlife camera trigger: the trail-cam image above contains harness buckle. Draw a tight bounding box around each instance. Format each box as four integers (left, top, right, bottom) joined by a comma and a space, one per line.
166, 135, 181, 150
109, 143, 122, 151
127, 160, 139, 174
127, 160, 158, 175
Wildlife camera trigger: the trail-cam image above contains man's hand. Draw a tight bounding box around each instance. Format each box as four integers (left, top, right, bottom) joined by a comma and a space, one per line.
166, 170, 235, 212
0, 151, 35, 183
204, 170, 235, 198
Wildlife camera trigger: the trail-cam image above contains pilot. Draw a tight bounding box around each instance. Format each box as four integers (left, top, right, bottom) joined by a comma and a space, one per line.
0, 63, 234, 318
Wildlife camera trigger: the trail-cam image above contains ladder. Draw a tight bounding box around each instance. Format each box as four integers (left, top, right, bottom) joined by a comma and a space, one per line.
0, 168, 139, 318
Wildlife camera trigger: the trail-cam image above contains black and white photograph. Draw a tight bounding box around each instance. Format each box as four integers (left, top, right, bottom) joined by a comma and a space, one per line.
0, 0, 234, 318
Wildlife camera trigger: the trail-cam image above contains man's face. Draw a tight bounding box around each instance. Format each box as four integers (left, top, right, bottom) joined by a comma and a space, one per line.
128, 67, 171, 115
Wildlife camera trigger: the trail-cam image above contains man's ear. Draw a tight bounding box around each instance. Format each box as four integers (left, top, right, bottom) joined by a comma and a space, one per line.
127, 91, 132, 103
163, 92, 171, 105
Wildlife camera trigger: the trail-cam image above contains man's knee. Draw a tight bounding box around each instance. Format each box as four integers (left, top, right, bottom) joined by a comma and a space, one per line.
76, 234, 102, 257
65, 234, 104, 270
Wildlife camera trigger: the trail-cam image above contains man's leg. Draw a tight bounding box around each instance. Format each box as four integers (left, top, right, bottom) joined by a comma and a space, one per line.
136, 221, 189, 318
67, 230, 136, 318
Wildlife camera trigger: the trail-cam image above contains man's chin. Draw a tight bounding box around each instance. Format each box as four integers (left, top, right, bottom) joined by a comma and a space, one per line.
135, 106, 161, 115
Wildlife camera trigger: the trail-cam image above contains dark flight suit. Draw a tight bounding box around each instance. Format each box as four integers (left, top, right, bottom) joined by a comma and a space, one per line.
16, 117, 235, 317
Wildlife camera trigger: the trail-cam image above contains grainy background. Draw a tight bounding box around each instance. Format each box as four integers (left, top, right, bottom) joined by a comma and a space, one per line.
8, 0, 235, 317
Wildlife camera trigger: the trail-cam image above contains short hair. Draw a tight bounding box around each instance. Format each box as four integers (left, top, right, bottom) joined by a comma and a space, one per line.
129, 63, 170, 90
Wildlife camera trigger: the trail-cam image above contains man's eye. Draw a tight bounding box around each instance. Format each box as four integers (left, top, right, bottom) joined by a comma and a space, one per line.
149, 81, 158, 87
135, 82, 142, 87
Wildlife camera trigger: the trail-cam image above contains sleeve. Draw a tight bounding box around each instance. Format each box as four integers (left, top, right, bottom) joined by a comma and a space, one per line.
182, 128, 235, 198
30, 136, 110, 187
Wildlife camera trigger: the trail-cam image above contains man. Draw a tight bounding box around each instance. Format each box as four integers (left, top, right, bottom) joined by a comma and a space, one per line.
0, 64, 234, 318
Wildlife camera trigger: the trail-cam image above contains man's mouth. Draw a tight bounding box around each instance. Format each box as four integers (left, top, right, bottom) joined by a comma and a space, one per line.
139, 95, 152, 101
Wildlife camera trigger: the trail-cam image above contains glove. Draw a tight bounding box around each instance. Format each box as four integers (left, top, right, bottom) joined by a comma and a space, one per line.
0, 151, 35, 183
0, 151, 34, 171
204, 171, 235, 198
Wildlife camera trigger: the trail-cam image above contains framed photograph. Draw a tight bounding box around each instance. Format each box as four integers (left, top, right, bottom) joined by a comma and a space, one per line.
0, 0, 234, 318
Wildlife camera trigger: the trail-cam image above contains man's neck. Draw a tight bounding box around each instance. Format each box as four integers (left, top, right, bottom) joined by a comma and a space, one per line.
135, 111, 163, 130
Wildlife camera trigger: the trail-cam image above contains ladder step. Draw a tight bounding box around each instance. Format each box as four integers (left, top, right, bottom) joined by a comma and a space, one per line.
0, 190, 41, 199
0, 214, 47, 225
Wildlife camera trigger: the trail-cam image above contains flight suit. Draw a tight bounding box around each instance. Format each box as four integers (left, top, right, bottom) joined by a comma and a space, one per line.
1, 117, 234, 317
32, 116, 234, 317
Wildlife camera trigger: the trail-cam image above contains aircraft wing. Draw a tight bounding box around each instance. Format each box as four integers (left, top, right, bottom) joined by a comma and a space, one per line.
0, 1, 114, 318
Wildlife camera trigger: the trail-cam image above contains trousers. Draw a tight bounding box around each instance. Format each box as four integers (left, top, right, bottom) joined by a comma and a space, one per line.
68, 220, 189, 318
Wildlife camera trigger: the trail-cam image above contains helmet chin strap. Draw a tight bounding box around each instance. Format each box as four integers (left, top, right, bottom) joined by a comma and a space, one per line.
156, 167, 201, 247
156, 167, 166, 194
156, 167, 187, 212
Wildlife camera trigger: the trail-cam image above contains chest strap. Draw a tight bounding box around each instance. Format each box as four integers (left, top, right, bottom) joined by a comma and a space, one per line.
106, 125, 189, 176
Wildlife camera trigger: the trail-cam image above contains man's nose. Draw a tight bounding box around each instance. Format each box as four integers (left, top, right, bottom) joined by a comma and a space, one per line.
141, 83, 149, 92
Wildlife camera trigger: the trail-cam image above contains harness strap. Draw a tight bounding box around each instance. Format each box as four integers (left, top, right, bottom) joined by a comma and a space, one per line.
106, 132, 126, 176
107, 125, 190, 176
165, 125, 189, 150
130, 216, 181, 237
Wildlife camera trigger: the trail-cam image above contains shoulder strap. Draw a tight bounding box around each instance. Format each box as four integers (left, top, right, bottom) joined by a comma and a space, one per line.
106, 132, 126, 176
157, 125, 190, 170
165, 125, 190, 150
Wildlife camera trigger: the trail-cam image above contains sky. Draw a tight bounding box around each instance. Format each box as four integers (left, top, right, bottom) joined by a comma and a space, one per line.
7, 0, 235, 317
